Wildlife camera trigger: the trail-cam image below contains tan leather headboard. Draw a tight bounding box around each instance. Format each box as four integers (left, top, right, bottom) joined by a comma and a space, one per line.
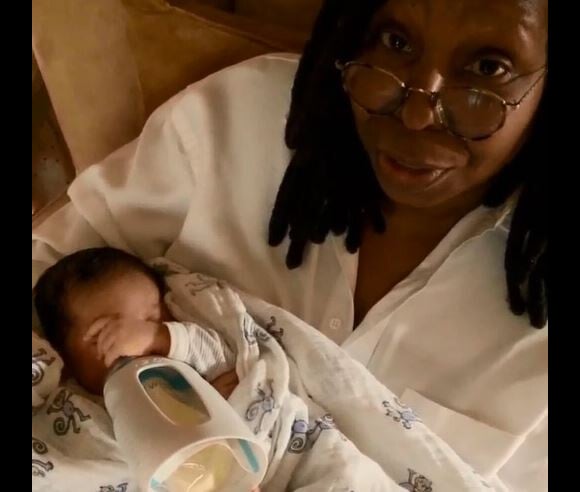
32, 52, 75, 215
236, 0, 323, 32
32, 0, 306, 174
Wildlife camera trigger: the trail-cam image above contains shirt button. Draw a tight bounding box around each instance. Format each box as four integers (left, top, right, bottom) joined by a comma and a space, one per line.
329, 318, 342, 330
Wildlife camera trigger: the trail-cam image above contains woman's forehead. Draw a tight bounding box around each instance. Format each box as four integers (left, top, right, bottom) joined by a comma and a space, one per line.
375, 0, 547, 30
372, 0, 547, 62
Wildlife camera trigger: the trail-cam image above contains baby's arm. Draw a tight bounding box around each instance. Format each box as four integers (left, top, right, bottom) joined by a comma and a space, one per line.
85, 316, 236, 383
164, 321, 236, 382
85, 318, 238, 396
164, 321, 239, 398
84, 317, 170, 367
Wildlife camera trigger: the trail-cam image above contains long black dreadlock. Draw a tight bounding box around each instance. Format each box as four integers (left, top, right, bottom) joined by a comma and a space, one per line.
268, 0, 548, 328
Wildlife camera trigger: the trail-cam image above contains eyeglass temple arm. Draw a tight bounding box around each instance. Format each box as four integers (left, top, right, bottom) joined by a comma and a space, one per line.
507, 69, 548, 107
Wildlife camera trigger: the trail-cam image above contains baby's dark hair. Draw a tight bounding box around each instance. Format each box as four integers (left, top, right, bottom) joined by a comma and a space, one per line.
33, 247, 164, 351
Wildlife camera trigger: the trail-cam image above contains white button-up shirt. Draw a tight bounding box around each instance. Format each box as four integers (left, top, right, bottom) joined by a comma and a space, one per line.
32, 53, 547, 491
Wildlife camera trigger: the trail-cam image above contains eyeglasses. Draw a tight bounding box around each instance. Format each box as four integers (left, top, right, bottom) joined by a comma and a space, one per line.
336, 61, 547, 141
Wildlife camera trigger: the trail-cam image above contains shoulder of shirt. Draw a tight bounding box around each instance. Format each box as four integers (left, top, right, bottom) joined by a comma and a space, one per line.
161, 53, 300, 112
474, 193, 518, 241
494, 196, 517, 236
188, 52, 300, 90
460, 200, 549, 332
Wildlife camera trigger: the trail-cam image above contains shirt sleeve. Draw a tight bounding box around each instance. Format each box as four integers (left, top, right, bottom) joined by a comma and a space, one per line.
32, 87, 197, 288
165, 321, 236, 381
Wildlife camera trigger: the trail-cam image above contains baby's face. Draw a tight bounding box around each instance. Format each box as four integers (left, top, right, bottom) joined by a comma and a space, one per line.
63, 270, 164, 394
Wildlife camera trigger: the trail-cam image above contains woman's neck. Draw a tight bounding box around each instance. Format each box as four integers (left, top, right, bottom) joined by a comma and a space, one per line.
382, 187, 486, 239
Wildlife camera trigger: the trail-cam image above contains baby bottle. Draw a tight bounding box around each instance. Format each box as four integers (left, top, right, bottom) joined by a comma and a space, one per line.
103, 356, 268, 491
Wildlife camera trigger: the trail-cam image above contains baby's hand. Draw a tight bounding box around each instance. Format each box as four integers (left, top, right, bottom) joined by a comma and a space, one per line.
84, 317, 170, 367
210, 370, 239, 399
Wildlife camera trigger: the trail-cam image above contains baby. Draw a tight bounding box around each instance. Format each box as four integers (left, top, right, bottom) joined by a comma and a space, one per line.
33, 247, 238, 398
33, 249, 487, 492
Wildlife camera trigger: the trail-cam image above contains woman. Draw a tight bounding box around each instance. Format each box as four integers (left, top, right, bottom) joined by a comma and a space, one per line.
32, 0, 548, 489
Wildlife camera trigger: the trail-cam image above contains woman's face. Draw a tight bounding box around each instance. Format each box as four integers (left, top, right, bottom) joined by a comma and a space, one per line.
350, 0, 548, 209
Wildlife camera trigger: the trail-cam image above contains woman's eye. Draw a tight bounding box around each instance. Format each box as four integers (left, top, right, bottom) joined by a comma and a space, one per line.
381, 30, 413, 54
466, 59, 510, 78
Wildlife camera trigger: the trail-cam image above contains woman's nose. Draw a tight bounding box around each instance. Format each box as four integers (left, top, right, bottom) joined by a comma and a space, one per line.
398, 69, 444, 132
400, 89, 438, 131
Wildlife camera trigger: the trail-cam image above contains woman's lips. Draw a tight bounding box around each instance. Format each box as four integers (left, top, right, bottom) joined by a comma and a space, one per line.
377, 152, 452, 187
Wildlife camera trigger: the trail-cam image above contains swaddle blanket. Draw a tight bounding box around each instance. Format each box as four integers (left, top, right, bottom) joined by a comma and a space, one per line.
32, 258, 494, 491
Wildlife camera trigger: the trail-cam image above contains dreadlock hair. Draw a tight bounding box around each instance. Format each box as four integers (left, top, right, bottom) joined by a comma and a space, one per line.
268, 0, 548, 328
33, 247, 165, 351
